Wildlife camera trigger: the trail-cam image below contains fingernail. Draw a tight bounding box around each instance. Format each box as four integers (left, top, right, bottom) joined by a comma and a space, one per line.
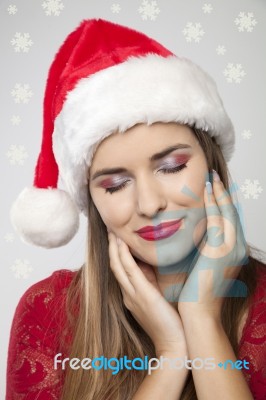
212, 169, 220, 182
206, 181, 213, 195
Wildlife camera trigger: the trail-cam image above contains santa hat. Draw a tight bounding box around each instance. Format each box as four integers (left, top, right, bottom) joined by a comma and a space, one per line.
10, 18, 235, 249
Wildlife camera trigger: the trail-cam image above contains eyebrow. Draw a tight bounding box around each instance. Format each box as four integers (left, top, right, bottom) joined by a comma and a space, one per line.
90, 143, 192, 180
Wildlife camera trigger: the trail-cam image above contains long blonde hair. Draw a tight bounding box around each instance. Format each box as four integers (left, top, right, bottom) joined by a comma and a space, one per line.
59, 127, 263, 399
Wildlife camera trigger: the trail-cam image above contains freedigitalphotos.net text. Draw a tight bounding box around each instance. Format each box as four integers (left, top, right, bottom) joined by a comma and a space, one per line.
54, 353, 249, 375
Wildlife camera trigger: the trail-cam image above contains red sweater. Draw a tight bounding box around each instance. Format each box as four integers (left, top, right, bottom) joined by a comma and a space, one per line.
6, 268, 266, 399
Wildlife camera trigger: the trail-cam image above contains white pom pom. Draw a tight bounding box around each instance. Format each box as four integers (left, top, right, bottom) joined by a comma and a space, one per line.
10, 187, 80, 248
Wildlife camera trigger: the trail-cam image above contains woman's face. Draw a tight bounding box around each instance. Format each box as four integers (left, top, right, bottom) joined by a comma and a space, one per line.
89, 122, 209, 268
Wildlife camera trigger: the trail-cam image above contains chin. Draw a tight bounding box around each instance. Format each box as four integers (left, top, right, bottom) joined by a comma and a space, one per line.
130, 245, 189, 269
132, 252, 152, 266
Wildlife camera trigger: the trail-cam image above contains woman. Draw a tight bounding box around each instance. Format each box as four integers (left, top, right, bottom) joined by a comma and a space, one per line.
6, 19, 266, 399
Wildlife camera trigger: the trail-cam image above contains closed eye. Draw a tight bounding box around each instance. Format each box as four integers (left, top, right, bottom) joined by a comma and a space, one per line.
105, 163, 187, 194
158, 163, 187, 174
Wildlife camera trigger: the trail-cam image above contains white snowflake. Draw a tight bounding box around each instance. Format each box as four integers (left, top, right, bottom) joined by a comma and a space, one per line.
235, 12, 257, 32
6, 145, 28, 165
11, 115, 21, 126
7, 4, 18, 15
241, 129, 252, 140
111, 3, 121, 13
4, 233, 15, 243
183, 22, 205, 43
11, 259, 33, 279
223, 63, 246, 83
11, 32, 33, 53
202, 3, 213, 14
216, 45, 226, 55
240, 179, 263, 200
11, 83, 33, 104
138, 0, 160, 21
42, 0, 64, 16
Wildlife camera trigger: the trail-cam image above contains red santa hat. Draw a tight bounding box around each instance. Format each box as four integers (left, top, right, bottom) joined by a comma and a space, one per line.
10, 18, 235, 249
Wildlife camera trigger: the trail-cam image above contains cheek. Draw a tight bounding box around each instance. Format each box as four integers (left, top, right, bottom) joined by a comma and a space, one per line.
168, 166, 207, 206
90, 189, 133, 227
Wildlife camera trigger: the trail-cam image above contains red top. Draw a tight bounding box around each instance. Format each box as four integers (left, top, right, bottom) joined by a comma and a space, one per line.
6, 267, 266, 399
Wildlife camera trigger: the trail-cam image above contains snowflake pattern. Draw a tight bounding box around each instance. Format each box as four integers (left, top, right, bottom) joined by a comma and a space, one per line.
11, 83, 33, 104
11, 32, 33, 53
7, 4, 18, 15
183, 22, 205, 43
4, 233, 15, 243
235, 12, 257, 32
6, 145, 28, 165
241, 130, 252, 140
223, 63, 246, 83
11, 259, 33, 279
11, 115, 22, 126
202, 4, 213, 14
240, 179, 263, 199
216, 45, 226, 55
42, 0, 64, 16
111, 3, 121, 13
138, 0, 160, 21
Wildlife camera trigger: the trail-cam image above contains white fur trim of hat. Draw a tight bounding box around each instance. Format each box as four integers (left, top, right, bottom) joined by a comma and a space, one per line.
53, 54, 235, 215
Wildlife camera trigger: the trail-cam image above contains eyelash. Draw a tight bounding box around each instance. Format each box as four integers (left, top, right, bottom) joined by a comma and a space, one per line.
105, 163, 187, 194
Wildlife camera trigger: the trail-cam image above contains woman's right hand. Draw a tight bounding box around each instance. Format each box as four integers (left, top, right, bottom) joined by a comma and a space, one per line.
108, 232, 187, 355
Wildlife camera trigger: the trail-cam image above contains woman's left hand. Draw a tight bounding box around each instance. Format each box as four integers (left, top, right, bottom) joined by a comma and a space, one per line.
178, 172, 249, 322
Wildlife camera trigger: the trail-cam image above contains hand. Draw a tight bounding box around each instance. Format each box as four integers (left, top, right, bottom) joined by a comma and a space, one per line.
108, 232, 187, 354
178, 173, 249, 322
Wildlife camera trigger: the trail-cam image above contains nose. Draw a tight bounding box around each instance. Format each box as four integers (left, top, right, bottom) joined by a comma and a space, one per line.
135, 174, 167, 218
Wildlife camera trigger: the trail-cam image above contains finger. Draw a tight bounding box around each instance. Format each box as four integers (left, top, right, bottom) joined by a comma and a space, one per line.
209, 173, 248, 270
118, 240, 156, 293
108, 232, 134, 293
204, 181, 224, 248
211, 171, 237, 247
204, 181, 221, 218
212, 171, 235, 214
136, 260, 160, 290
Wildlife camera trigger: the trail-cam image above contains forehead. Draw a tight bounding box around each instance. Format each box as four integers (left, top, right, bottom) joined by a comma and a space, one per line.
91, 122, 198, 166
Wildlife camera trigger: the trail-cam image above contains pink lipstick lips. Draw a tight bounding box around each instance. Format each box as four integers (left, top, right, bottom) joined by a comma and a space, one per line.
135, 219, 183, 241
